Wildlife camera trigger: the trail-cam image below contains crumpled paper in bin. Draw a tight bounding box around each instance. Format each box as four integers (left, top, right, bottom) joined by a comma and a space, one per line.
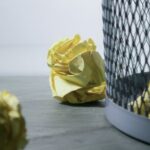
47, 34, 106, 104
0, 91, 27, 150
129, 82, 150, 118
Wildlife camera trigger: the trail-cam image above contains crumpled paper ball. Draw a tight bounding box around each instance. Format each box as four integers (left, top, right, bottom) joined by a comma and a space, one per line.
47, 34, 106, 104
129, 82, 150, 118
0, 91, 27, 150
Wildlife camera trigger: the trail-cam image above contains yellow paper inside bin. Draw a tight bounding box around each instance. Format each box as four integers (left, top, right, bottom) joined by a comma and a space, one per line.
47, 35, 106, 104
129, 82, 150, 118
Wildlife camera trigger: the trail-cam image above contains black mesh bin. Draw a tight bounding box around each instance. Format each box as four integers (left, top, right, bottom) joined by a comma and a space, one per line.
102, 0, 150, 143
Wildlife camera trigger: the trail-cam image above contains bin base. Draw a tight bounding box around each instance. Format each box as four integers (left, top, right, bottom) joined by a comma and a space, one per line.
105, 99, 150, 144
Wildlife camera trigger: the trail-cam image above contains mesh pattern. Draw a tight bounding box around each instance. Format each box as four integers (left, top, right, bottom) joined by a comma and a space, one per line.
103, 0, 150, 117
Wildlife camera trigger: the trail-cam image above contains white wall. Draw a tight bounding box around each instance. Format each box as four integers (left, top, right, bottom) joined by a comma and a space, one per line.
0, 0, 104, 76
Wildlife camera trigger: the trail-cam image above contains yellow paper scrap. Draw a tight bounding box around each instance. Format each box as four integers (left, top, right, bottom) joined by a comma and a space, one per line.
129, 82, 150, 118
0, 91, 27, 150
47, 35, 106, 104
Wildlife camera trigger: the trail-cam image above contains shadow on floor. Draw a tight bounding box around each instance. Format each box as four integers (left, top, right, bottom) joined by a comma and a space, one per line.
61, 99, 106, 108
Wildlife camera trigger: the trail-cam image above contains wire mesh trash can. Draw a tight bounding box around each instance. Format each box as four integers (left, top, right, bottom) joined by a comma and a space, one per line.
102, 0, 150, 143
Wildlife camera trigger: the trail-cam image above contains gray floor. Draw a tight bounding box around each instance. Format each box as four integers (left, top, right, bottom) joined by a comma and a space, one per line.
0, 77, 149, 150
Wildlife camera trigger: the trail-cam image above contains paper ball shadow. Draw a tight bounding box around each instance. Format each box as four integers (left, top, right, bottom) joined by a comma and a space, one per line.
60, 99, 106, 107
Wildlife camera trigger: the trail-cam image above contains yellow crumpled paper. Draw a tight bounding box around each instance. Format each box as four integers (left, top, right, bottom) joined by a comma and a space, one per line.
0, 91, 27, 150
129, 82, 150, 118
47, 34, 106, 104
